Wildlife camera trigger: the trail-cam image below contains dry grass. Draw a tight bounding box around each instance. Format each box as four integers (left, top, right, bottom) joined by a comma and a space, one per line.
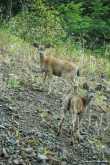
0, 30, 110, 91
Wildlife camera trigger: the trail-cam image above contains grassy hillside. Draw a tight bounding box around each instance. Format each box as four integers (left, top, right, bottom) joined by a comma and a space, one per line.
0, 29, 110, 86
0, 0, 110, 164
0, 30, 110, 164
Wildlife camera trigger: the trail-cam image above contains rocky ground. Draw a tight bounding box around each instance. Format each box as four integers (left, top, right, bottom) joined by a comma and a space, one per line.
0, 52, 110, 165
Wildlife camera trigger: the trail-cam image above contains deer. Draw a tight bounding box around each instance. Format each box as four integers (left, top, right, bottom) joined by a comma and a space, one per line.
57, 88, 94, 144
33, 43, 80, 94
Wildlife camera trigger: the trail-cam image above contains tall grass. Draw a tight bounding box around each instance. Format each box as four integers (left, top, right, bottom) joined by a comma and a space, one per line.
0, 29, 110, 91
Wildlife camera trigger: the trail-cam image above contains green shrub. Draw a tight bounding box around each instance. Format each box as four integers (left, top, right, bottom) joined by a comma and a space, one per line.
8, 0, 66, 45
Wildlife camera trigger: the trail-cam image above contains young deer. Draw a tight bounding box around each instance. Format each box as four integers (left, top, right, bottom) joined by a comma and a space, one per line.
33, 44, 80, 94
57, 90, 93, 143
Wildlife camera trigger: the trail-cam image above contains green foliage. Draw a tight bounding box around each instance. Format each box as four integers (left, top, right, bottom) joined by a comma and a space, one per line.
8, 0, 66, 45
58, 3, 92, 34
0, 0, 110, 52
7, 77, 20, 89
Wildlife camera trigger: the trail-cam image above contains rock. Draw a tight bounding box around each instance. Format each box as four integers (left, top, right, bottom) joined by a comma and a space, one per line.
95, 83, 106, 91
61, 161, 67, 165
23, 147, 36, 158
8, 137, 17, 145
47, 156, 61, 165
0, 125, 5, 129
103, 145, 110, 157
37, 154, 48, 162
24, 147, 33, 154
13, 158, 24, 165
0, 148, 9, 158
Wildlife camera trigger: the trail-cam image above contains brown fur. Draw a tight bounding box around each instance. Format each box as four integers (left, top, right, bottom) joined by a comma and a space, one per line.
57, 93, 93, 143
33, 44, 79, 93
42, 55, 77, 77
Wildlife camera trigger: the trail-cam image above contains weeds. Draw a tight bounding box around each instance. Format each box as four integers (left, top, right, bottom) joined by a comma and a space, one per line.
0, 29, 110, 91
7, 75, 20, 89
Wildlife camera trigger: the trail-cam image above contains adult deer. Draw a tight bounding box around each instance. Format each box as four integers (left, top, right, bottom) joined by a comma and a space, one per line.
33, 43, 80, 94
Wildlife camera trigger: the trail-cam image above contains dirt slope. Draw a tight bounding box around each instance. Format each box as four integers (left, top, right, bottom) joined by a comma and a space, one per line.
0, 47, 110, 165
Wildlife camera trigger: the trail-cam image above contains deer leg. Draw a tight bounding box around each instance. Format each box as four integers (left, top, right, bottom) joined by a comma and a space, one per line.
88, 109, 92, 129
47, 74, 53, 95
43, 71, 48, 82
104, 112, 110, 131
70, 75, 79, 94
74, 112, 84, 143
44, 66, 53, 95
57, 94, 70, 135
40, 66, 48, 82
75, 115, 82, 143
41, 66, 52, 94
78, 111, 85, 129
71, 111, 77, 144
40, 71, 48, 91
99, 113, 103, 136
57, 111, 65, 136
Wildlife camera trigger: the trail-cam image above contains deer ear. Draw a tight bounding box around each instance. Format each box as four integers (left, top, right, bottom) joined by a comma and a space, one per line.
33, 43, 39, 48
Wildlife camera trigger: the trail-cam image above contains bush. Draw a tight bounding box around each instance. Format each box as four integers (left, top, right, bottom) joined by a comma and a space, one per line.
2, 0, 109, 53
8, 1, 66, 45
